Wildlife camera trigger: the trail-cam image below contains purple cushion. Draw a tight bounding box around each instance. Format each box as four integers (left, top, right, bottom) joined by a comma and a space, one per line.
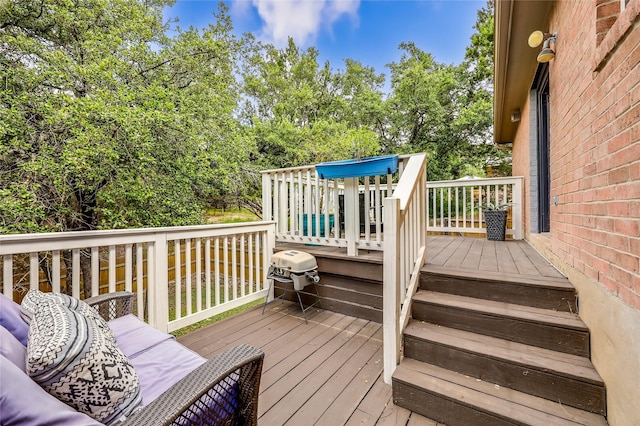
108, 315, 206, 405
0, 326, 26, 371
109, 314, 174, 358
129, 339, 206, 404
0, 293, 28, 346
0, 355, 100, 425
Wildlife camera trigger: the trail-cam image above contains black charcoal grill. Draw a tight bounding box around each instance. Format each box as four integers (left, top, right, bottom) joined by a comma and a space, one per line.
262, 250, 321, 323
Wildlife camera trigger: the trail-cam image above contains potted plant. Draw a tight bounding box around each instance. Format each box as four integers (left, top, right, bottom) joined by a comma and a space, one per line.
483, 202, 510, 241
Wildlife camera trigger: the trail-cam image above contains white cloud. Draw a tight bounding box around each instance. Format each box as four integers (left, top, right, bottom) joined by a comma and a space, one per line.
250, 0, 360, 47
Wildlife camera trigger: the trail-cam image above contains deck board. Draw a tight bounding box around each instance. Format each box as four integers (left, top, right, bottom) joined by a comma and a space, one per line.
178, 236, 562, 425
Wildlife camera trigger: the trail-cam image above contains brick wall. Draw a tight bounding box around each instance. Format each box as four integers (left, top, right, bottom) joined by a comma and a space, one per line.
515, 0, 640, 309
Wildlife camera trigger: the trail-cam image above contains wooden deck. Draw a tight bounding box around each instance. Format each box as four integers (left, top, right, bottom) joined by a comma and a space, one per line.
178, 236, 564, 425
179, 301, 440, 425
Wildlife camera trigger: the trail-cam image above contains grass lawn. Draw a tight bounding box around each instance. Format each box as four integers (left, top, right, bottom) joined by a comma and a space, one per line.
170, 298, 265, 338
207, 207, 260, 224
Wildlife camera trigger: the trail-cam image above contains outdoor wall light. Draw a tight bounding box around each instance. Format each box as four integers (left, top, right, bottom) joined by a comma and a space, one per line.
528, 30, 557, 63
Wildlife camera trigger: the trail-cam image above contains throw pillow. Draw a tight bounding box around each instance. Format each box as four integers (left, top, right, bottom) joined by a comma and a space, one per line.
26, 298, 142, 425
20, 289, 114, 341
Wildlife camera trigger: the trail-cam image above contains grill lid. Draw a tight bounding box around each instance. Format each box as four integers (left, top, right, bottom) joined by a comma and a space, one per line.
270, 250, 318, 273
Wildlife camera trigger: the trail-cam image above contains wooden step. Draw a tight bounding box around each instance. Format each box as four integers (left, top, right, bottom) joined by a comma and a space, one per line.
392, 359, 608, 426
411, 291, 590, 356
404, 321, 606, 415
420, 265, 577, 312
273, 282, 382, 323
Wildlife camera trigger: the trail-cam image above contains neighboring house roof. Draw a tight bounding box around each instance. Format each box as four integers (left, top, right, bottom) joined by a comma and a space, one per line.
493, 0, 553, 144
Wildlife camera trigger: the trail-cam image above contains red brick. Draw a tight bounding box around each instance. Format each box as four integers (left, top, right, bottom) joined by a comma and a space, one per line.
616, 251, 638, 272
630, 162, 640, 180
608, 201, 630, 217
631, 237, 640, 256
608, 232, 630, 252
596, 15, 618, 32
616, 181, 640, 200
597, 1, 620, 19
609, 165, 630, 184
614, 218, 640, 236
600, 274, 619, 294
618, 285, 640, 309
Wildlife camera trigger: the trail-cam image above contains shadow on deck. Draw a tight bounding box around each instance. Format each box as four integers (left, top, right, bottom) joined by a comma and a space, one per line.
178, 236, 565, 425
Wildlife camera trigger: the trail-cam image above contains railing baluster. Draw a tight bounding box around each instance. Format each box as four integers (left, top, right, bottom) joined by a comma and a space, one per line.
297, 170, 304, 238
72, 248, 80, 298
248, 233, 254, 293
175, 239, 182, 320
3, 255, 13, 297
125, 244, 133, 293
214, 237, 220, 306
231, 235, 237, 300
136, 243, 144, 320
52, 251, 60, 293
223, 236, 229, 303
240, 234, 246, 298
205, 238, 211, 309
91, 247, 100, 296
185, 239, 192, 315
196, 238, 202, 312
29, 252, 39, 291
108, 245, 116, 293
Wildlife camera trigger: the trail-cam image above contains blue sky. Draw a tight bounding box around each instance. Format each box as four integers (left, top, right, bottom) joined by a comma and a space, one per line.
165, 1, 485, 79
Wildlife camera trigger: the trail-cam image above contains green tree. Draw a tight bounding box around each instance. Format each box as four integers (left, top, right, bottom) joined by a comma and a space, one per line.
385, 1, 509, 180
0, 0, 248, 294
386, 42, 463, 180
241, 38, 385, 169
0, 1, 247, 232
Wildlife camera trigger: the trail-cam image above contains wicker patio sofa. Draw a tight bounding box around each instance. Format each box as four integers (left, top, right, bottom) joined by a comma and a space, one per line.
0, 291, 264, 426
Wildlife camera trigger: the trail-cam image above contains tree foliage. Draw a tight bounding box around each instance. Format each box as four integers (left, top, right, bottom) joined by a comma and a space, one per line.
0, 0, 248, 233
1, 0, 504, 236
384, 0, 508, 181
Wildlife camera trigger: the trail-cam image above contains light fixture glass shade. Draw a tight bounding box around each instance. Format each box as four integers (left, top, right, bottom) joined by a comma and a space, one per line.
528, 30, 545, 48
537, 39, 555, 62
537, 48, 555, 62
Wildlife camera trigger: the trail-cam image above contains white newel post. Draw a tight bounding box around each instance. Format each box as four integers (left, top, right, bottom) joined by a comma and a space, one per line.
344, 177, 360, 256
262, 173, 272, 221
512, 176, 524, 240
383, 196, 401, 384
152, 232, 170, 332
264, 225, 276, 302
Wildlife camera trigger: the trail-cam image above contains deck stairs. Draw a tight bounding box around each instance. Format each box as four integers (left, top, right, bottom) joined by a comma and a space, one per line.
392, 265, 608, 425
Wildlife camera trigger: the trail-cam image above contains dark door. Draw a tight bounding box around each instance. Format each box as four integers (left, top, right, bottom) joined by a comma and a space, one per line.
534, 65, 551, 233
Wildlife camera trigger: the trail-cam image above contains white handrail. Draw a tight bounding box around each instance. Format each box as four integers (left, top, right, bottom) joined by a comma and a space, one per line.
0, 222, 276, 333
382, 153, 428, 384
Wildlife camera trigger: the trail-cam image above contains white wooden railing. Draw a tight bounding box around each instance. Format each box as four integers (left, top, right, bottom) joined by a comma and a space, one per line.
383, 153, 428, 384
0, 222, 275, 333
261, 156, 412, 256
427, 176, 524, 240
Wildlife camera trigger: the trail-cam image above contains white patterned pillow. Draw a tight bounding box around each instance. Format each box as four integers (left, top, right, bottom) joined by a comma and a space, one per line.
21, 289, 115, 341
26, 298, 142, 425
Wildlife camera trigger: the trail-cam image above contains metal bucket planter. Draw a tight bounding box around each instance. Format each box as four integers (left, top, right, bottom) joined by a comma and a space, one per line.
484, 210, 508, 241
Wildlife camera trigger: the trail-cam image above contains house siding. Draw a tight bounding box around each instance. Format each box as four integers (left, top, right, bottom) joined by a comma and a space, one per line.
508, 1, 639, 423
